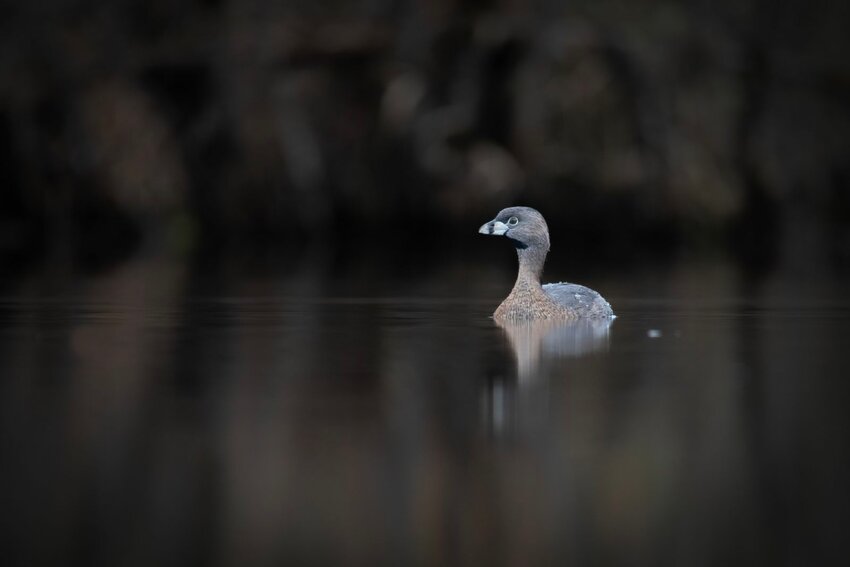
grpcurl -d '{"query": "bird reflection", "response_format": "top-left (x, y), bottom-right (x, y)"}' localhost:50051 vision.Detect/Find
top-left (484, 318), bottom-right (613, 436)
top-left (498, 318), bottom-right (613, 381)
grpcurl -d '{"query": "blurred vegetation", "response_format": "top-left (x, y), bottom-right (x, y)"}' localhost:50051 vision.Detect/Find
top-left (1, 0), bottom-right (849, 269)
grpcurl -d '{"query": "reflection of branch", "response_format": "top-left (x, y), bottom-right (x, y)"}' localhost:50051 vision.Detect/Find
top-left (496, 318), bottom-right (612, 381)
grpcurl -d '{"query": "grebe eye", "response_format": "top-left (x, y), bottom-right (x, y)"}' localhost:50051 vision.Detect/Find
top-left (507, 217), bottom-right (519, 226)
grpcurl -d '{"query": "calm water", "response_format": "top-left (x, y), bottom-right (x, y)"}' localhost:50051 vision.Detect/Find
top-left (2, 249), bottom-right (849, 566)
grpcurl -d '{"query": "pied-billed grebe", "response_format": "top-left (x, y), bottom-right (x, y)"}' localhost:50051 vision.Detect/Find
top-left (479, 206), bottom-right (614, 321)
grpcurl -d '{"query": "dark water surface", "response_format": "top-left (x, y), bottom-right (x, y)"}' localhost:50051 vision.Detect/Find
top-left (2, 250), bottom-right (849, 566)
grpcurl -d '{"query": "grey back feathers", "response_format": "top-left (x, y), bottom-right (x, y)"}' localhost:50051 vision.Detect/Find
top-left (542, 283), bottom-right (615, 319)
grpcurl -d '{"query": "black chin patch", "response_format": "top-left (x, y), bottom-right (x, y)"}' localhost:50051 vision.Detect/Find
top-left (508, 238), bottom-right (528, 249)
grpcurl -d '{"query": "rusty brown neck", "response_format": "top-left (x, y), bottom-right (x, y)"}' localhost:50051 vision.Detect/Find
top-left (513, 243), bottom-right (548, 293)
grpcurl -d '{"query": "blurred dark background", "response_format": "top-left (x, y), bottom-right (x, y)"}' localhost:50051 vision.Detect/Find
top-left (1, 0), bottom-right (849, 272)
